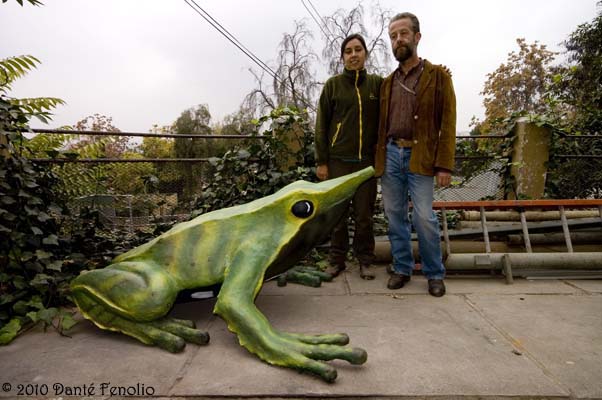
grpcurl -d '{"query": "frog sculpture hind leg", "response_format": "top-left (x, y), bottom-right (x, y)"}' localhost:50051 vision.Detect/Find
top-left (71, 261), bottom-right (209, 353)
top-left (71, 167), bottom-right (375, 382)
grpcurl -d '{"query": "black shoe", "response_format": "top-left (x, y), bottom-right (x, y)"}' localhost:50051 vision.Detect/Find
top-left (387, 274), bottom-right (411, 290)
top-left (359, 264), bottom-right (375, 280)
top-left (428, 279), bottom-right (446, 297)
top-left (325, 262), bottom-right (346, 278)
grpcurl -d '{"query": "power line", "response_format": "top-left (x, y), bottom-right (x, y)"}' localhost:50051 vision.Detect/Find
top-left (300, 0), bottom-right (331, 41)
top-left (183, 0), bottom-right (278, 80)
top-left (305, 0), bottom-right (335, 38)
top-left (182, 0), bottom-right (316, 112)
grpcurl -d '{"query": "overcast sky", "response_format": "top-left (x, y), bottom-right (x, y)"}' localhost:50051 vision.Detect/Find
top-left (1, 0), bottom-right (598, 133)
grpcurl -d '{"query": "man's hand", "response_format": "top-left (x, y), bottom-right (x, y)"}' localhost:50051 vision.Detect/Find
top-left (316, 164), bottom-right (329, 181)
top-left (436, 170), bottom-right (452, 187)
top-left (439, 64), bottom-right (452, 77)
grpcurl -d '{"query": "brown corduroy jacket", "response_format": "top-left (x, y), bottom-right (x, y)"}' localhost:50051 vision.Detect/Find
top-left (374, 59), bottom-right (456, 177)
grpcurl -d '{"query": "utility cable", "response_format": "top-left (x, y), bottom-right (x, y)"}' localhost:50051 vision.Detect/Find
top-left (182, 0), bottom-right (316, 112)
top-left (305, 0), bottom-right (335, 38)
top-left (183, 0), bottom-right (278, 79)
top-left (300, 0), bottom-right (331, 41)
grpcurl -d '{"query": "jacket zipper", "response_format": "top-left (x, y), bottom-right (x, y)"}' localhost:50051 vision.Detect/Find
top-left (354, 70), bottom-right (363, 160)
top-left (331, 122), bottom-right (342, 147)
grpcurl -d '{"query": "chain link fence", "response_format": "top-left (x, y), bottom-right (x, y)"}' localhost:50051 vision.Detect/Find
top-left (29, 129), bottom-right (601, 233)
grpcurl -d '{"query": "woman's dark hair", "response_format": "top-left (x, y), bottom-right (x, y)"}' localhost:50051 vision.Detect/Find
top-left (340, 33), bottom-right (368, 59)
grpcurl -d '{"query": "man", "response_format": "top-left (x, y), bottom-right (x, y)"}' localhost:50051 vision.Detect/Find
top-left (374, 12), bottom-right (456, 297)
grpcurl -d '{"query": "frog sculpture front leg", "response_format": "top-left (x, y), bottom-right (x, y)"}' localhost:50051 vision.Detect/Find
top-left (214, 252), bottom-right (366, 383)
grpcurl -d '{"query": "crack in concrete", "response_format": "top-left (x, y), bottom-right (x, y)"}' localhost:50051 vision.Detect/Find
top-left (167, 314), bottom-right (219, 396)
top-left (461, 294), bottom-right (574, 398)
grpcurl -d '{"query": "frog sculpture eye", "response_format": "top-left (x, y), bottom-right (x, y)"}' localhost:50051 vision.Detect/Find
top-left (291, 200), bottom-right (314, 218)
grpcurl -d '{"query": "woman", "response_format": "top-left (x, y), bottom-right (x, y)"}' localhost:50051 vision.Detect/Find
top-left (314, 33), bottom-right (383, 280)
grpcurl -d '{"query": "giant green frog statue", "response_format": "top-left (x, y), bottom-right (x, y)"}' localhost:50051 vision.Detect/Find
top-left (70, 167), bottom-right (374, 382)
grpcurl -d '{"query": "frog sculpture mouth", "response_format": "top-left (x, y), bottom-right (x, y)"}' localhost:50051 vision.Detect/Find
top-left (71, 167), bottom-right (374, 382)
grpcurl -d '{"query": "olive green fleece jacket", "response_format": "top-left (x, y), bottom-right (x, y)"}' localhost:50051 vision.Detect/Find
top-left (315, 68), bottom-right (383, 165)
top-left (375, 59), bottom-right (456, 177)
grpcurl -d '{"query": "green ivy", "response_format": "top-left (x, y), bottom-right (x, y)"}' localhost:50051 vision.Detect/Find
top-left (194, 107), bottom-right (317, 214)
top-left (0, 96), bottom-right (77, 343)
top-left (0, 121), bottom-right (153, 343)
top-left (0, 55), bottom-right (152, 344)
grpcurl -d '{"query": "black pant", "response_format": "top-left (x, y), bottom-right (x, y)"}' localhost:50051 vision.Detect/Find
top-left (327, 159), bottom-right (377, 266)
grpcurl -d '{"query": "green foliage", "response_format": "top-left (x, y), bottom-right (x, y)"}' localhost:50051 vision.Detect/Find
top-left (538, 5), bottom-right (602, 198)
top-left (474, 17), bottom-right (602, 199)
top-left (0, 94), bottom-right (77, 343)
top-left (194, 107), bottom-right (316, 214)
top-left (29, 114), bottom-right (161, 198)
top-left (478, 39), bottom-right (556, 134)
top-left (140, 128), bottom-right (180, 196)
top-left (0, 122), bottom-right (153, 342)
top-left (0, 55), bottom-right (65, 124)
top-left (547, 4), bottom-right (602, 134)
top-left (453, 116), bottom-right (519, 200)
top-left (172, 104), bottom-right (230, 202)
top-left (503, 114), bottom-right (602, 199)
top-left (0, 55), bottom-right (40, 92)
top-left (0, 58), bottom-right (150, 344)
top-left (544, 128), bottom-right (602, 198)
top-left (108, 153), bottom-right (155, 194)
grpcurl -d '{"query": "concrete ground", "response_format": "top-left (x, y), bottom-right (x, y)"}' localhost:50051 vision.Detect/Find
top-left (1, 263), bottom-right (601, 399)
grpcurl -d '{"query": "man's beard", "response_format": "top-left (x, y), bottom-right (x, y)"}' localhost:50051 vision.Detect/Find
top-left (394, 44), bottom-right (414, 63)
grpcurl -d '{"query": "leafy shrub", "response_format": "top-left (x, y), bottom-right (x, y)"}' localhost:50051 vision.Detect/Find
top-left (0, 56), bottom-right (152, 343)
top-left (194, 107), bottom-right (317, 214)
top-left (0, 97), bottom-right (79, 342)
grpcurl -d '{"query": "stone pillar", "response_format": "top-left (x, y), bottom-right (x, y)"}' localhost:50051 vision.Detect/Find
top-left (508, 117), bottom-right (551, 199)
top-left (0, 132), bottom-right (9, 159)
top-left (277, 121), bottom-right (304, 172)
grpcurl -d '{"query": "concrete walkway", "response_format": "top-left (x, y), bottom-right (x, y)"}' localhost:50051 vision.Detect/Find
top-left (1, 264), bottom-right (601, 399)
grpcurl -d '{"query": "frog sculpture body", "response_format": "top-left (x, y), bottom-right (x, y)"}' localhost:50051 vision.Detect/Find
top-left (71, 167), bottom-right (374, 382)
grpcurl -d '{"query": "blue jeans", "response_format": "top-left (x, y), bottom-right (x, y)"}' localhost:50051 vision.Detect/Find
top-left (381, 142), bottom-right (445, 280)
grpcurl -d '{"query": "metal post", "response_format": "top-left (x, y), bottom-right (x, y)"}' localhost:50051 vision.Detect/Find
top-left (519, 208), bottom-right (532, 253)
top-left (559, 205), bottom-right (573, 253)
top-left (480, 206), bottom-right (491, 253)
top-left (502, 254), bottom-right (514, 284)
top-left (598, 206), bottom-right (602, 247)
top-left (441, 207), bottom-right (451, 257)
top-left (127, 195), bottom-right (134, 235)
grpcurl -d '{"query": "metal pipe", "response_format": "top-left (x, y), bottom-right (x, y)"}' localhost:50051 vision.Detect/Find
top-left (445, 252), bottom-right (602, 270)
top-left (559, 206), bottom-right (574, 253)
top-left (30, 157), bottom-right (214, 164)
top-left (441, 207), bottom-right (451, 257)
top-left (480, 206), bottom-right (491, 253)
top-left (455, 135), bottom-right (508, 139)
top-left (555, 155), bottom-right (602, 159)
top-left (373, 240), bottom-right (602, 263)
top-left (445, 217), bottom-right (602, 239)
top-left (461, 209), bottom-right (601, 221)
top-left (28, 128), bottom-right (266, 140)
top-left (433, 199), bottom-right (602, 210)
top-left (519, 210), bottom-right (532, 253)
top-left (507, 231), bottom-right (602, 245)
